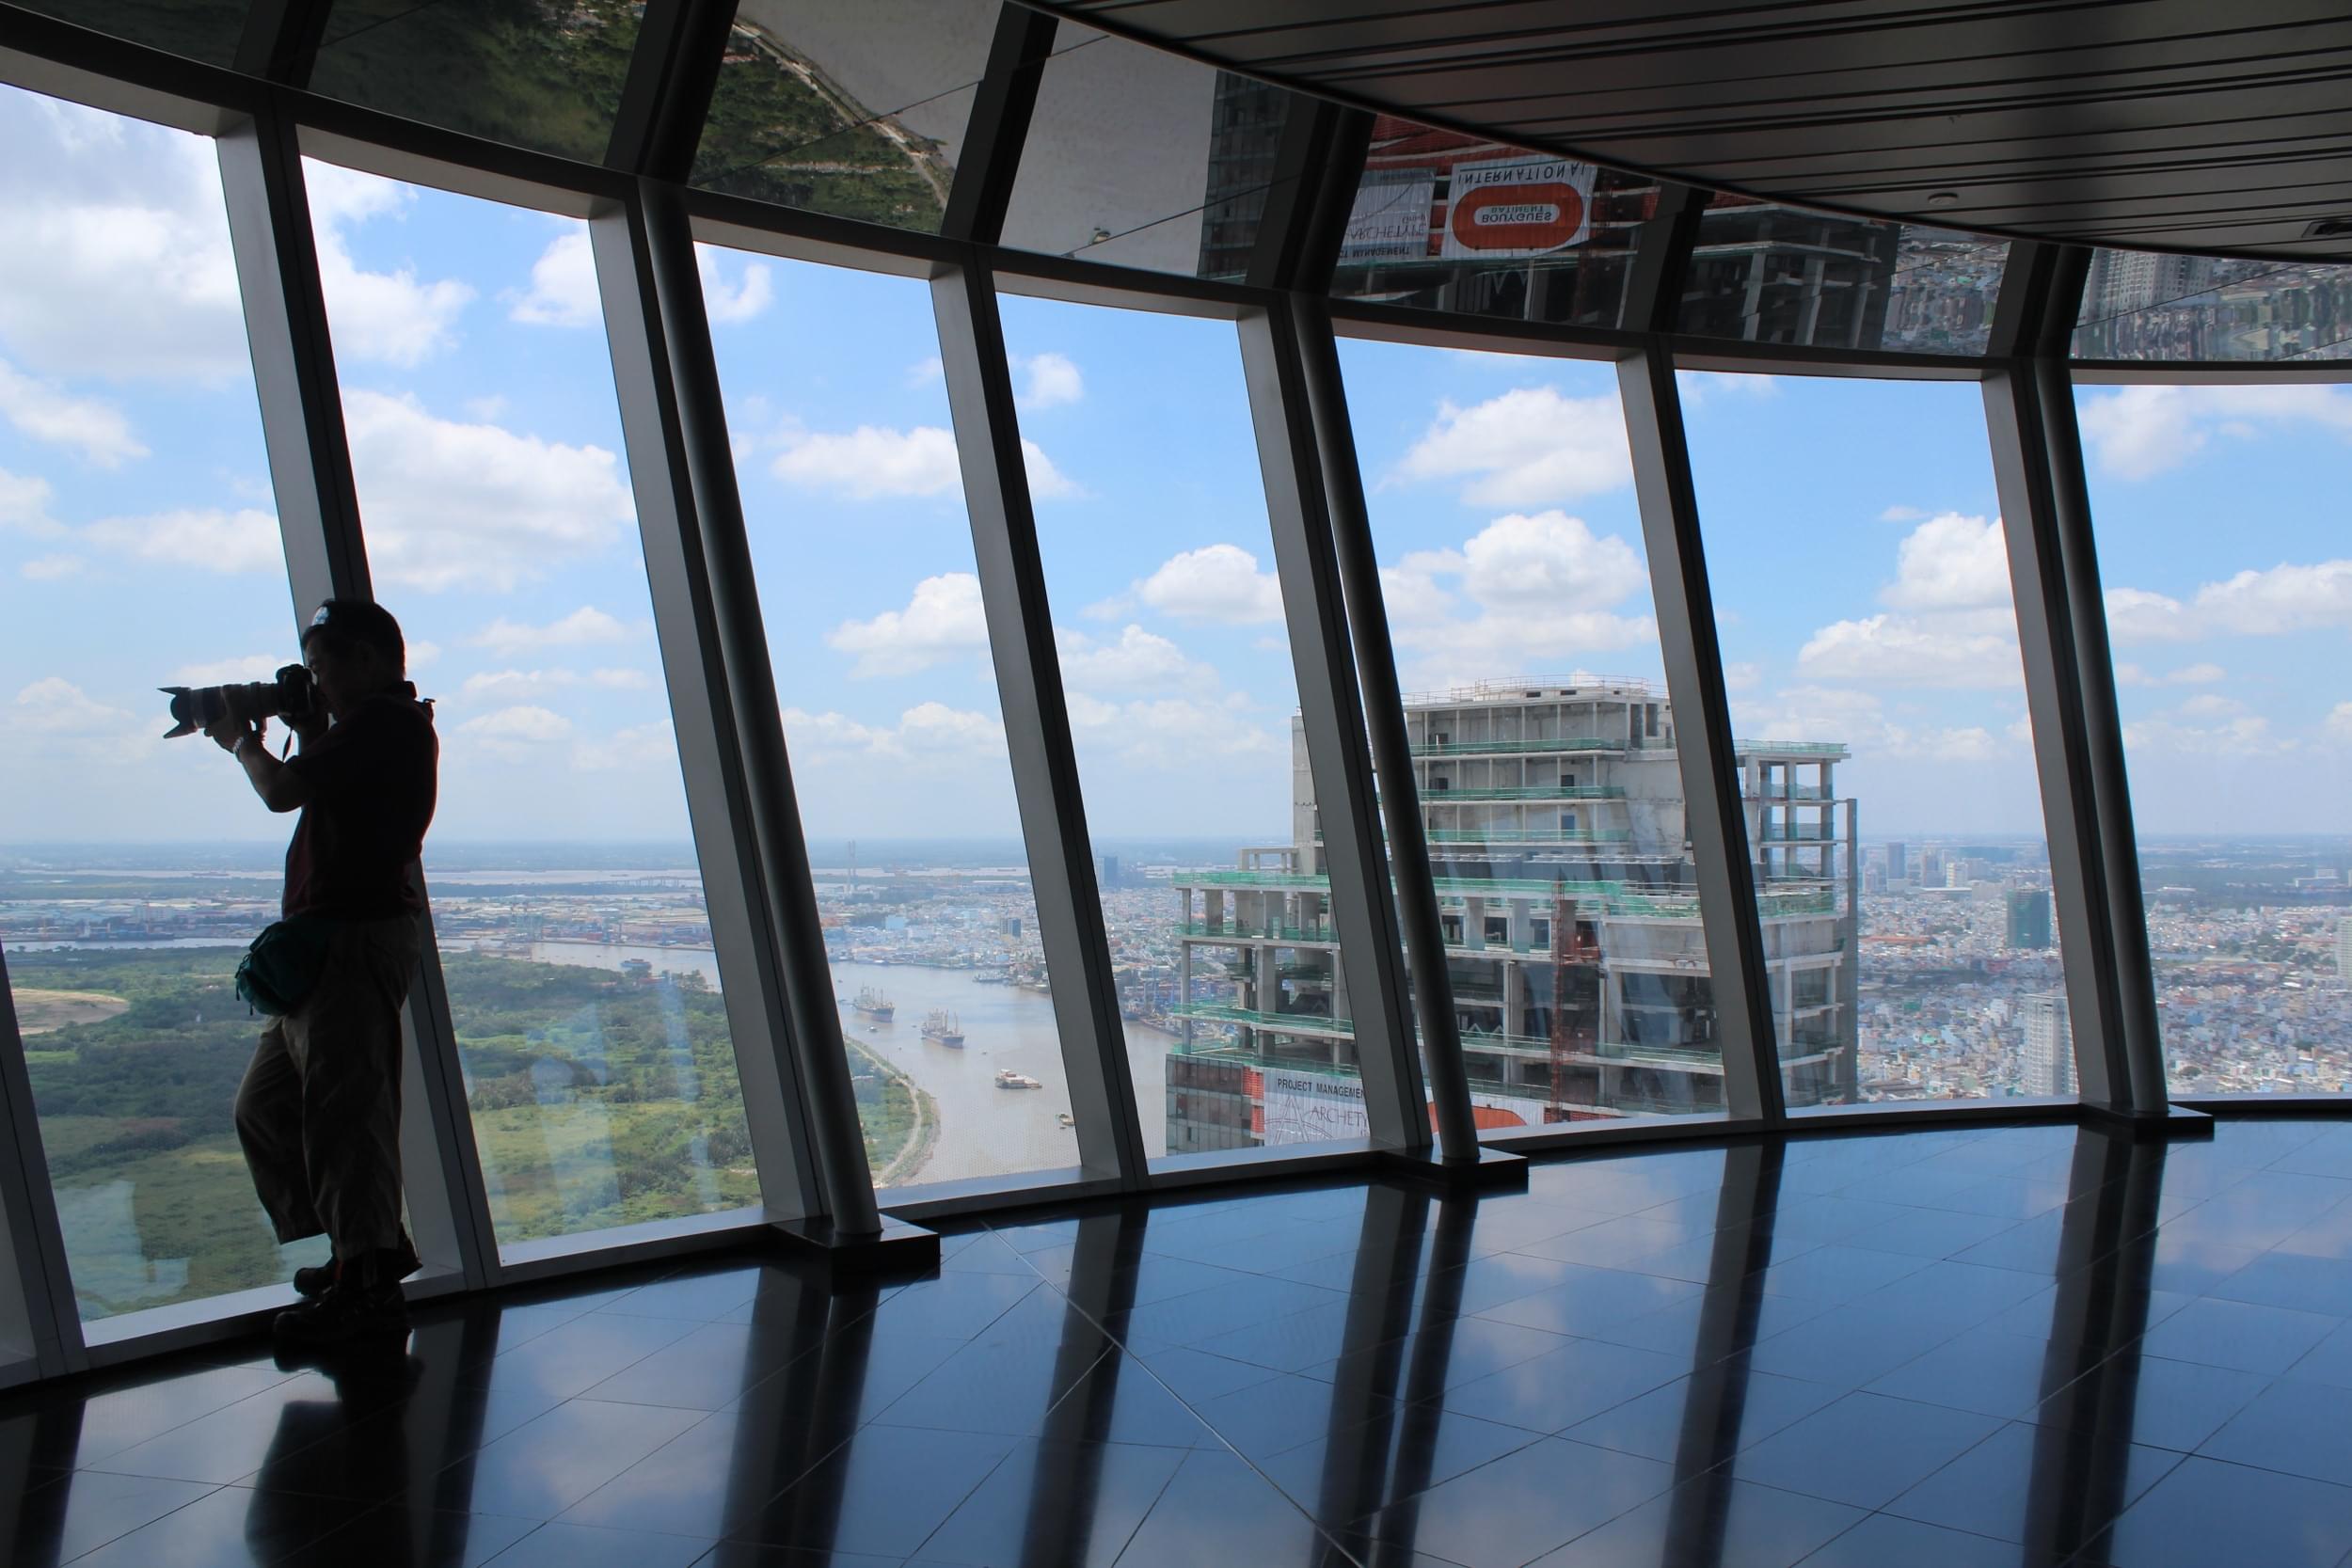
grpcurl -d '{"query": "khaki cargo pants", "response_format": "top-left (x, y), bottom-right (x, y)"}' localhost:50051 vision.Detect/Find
top-left (234, 915), bottom-right (421, 1258)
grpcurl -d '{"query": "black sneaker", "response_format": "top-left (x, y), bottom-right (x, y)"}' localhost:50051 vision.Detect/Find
top-left (273, 1279), bottom-right (410, 1352)
top-left (293, 1235), bottom-right (420, 1299)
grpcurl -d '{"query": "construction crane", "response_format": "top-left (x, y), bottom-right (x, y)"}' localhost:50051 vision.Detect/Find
top-left (1545, 878), bottom-right (1604, 1122)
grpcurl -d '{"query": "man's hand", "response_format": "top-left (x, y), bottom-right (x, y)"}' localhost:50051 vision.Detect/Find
top-left (204, 715), bottom-right (264, 755)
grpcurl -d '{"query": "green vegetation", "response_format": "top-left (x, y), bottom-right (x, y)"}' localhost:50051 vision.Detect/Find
top-left (291, 0), bottom-right (950, 229)
top-left (11, 0), bottom-right (248, 67)
top-left (693, 21), bottom-right (952, 230)
top-left (10, 945), bottom-right (921, 1320)
top-left (308, 0), bottom-right (645, 165)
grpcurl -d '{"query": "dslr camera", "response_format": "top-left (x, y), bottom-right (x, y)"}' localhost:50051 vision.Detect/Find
top-left (161, 664), bottom-right (317, 739)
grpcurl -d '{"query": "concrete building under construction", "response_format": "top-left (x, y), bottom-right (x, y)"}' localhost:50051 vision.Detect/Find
top-left (1163, 678), bottom-right (1857, 1152)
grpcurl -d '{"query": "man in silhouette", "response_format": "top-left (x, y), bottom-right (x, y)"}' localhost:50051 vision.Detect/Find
top-left (208, 599), bottom-right (437, 1348)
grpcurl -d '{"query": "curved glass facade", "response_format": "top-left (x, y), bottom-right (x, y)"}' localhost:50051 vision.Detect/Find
top-left (0, 1), bottom-right (2344, 1379)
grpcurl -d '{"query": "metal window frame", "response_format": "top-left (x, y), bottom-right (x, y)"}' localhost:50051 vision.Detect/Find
top-left (8, 0), bottom-right (2352, 1377)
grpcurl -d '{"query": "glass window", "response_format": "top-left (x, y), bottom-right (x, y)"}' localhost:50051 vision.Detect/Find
top-left (1685, 372), bottom-right (2066, 1106)
top-left (308, 0), bottom-right (644, 164)
top-left (307, 162), bottom-right (759, 1247)
top-left (1330, 115), bottom-right (1650, 328)
top-left (2074, 379), bottom-right (2352, 1092)
top-left (1678, 197), bottom-right (2008, 356)
top-left (691, 0), bottom-right (1000, 232)
top-left (704, 249), bottom-right (1079, 1190)
top-left (1335, 337), bottom-right (1727, 1126)
top-left (2073, 251), bottom-right (2352, 363)
top-left (997, 293), bottom-right (1366, 1153)
top-left (0, 86), bottom-right (320, 1322)
top-left (1000, 24), bottom-right (1311, 281)
top-left (8, 0), bottom-right (249, 67)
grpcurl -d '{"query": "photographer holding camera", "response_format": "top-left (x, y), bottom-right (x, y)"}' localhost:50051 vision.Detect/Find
top-left (204, 599), bottom-right (437, 1350)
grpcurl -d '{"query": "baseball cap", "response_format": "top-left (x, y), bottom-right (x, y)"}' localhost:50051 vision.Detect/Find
top-left (302, 599), bottom-right (406, 663)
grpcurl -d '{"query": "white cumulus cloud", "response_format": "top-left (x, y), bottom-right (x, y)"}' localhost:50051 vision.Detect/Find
top-left (0, 357), bottom-right (145, 466)
top-left (171, 655), bottom-right (285, 685)
top-left (698, 247), bottom-right (773, 324)
top-left (1136, 543), bottom-right (1284, 626)
top-left (0, 92), bottom-right (247, 381)
top-left (783, 703), bottom-right (1007, 768)
top-left (20, 553), bottom-right (85, 580)
top-left (341, 390), bottom-right (634, 590)
top-left (775, 424), bottom-right (958, 499)
top-left (0, 467), bottom-right (61, 536)
top-left (2077, 383), bottom-right (2352, 480)
top-left (1392, 387), bottom-right (1632, 507)
top-left (84, 507), bottom-right (281, 574)
top-left (827, 572), bottom-right (991, 677)
top-left (573, 721), bottom-right (677, 772)
top-left (305, 162), bottom-right (476, 367)
top-left (1056, 624), bottom-right (1217, 694)
top-left (1376, 514), bottom-right (1657, 689)
top-left (2104, 560), bottom-right (2352, 643)
top-left (1882, 514), bottom-right (2010, 610)
top-left (1797, 612), bottom-right (2024, 689)
top-left (509, 229), bottom-right (598, 327)
top-left (455, 705), bottom-right (574, 754)
top-left (471, 606), bottom-right (639, 656)
top-left (1460, 511), bottom-right (1646, 609)
top-left (1015, 352), bottom-right (1083, 410)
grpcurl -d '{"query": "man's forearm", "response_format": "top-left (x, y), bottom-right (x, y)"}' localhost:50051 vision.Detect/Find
top-left (234, 735), bottom-right (308, 812)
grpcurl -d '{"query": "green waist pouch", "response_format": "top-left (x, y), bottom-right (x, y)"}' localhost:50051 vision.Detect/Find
top-left (235, 916), bottom-right (336, 1017)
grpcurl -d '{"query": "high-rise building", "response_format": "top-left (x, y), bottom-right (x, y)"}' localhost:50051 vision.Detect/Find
top-left (2008, 889), bottom-right (2055, 951)
top-left (1163, 679), bottom-right (1856, 1150)
top-left (2021, 993), bottom-right (2075, 1097)
top-left (1917, 847), bottom-right (1945, 888)
top-left (1885, 841), bottom-right (1908, 883)
top-left (2338, 916), bottom-right (2352, 981)
top-left (1099, 853), bottom-right (1122, 891)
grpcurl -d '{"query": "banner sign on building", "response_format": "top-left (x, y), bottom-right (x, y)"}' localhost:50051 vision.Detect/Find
top-left (1440, 155), bottom-right (1598, 259)
top-left (1260, 1069), bottom-right (1549, 1145)
top-left (1341, 168), bottom-right (1437, 264)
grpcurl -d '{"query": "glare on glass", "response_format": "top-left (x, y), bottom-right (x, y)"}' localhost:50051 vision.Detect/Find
top-left (2074, 379), bottom-right (2352, 1091)
top-left (0, 87), bottom-right (328, 1320)
top-left (703, 247), bottom-right (1082, 1189)
top-left (1685, 372), bottom-right (2068, 1104)
top-left (1335, 338), bottom-right (1727, 1126)
top-left (305, 162), bottom-right (757, 1247)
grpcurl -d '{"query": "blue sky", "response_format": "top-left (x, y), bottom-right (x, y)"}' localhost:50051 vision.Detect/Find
top-left (2, 81), bottom-right (2345, 852)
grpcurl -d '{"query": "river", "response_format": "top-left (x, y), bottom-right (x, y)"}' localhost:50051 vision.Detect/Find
top-left (525, 942), bottom-right (1175, 1182)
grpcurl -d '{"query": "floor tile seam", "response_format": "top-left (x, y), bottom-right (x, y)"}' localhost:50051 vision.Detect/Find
top-left (1856, 1407), bottom-right (2090, 1526)
top-left (51, 1477), bottom-right (234, 1566)
top-left (550, 1399), bottom-right (745, 1528)
top-left (2186, 1419), bottom-right (2352, 1486)
top-left (873, 1343), bottom-right (1118, 1437)
top-left (1029, 1269), bottom-right (1384, 1563)
top-left (48, 1365), bottom-right (318, 1468)
top-left (1102, 1452), bottom-right (1231, 1568)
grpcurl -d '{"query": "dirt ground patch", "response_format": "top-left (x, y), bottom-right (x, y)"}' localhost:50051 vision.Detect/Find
top-left (12, 989), bottom-right (130, 1035)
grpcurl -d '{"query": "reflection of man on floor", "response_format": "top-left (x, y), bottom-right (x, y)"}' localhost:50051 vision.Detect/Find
top-left (207, 600), bottom-right (438, 1349)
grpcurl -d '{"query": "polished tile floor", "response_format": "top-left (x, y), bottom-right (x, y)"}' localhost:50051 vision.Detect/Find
top-left (11, 1117), bottom-right (2352, 1566)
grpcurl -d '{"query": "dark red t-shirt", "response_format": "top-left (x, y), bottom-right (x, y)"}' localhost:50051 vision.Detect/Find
top-left (281, 690), bottom-right (438, 920)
